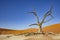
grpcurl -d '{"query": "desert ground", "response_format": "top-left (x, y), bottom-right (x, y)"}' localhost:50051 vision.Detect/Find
top-left (0, 33), bottom-right (60, 40)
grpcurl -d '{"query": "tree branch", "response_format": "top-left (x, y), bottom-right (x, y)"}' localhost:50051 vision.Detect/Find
top-left (29, 24), bottom-right (37, 26)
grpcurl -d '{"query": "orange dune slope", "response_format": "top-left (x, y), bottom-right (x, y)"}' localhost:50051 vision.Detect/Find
top-left (0, 23), bottom-right (60, 34)
top-left (0, 28), bottom-right (37, 34)
top-left (43, 24), bottom-right (60, 34)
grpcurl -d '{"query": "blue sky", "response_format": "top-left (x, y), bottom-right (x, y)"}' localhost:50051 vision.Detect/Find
top-left (0, 0), bottom-right (60, 30)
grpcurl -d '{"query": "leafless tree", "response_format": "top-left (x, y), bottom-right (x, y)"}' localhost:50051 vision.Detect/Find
top-left (28, 6), bottom-right (54, 34)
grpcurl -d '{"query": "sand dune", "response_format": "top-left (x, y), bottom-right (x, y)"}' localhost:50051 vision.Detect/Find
top-left (43, 24), bottom-right (60, 34)
top-left (0, 28), bottom-right (37, 34)
top-left (0, 23), bottom-right (60, 34)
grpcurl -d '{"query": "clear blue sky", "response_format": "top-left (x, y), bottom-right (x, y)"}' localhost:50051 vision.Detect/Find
top-left (0, 0), bottom-right (60, 30)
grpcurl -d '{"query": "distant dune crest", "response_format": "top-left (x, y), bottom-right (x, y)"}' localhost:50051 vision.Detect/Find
top-left (0, 24), bottom-right (60, 34)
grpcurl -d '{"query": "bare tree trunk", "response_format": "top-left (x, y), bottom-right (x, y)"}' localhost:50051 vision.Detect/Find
top-left (38, 26), bottom-right (44, 34)
top-left (38, 26), bottom-right (41, 33)
top-left (40, 26), bottom-right (42, 32)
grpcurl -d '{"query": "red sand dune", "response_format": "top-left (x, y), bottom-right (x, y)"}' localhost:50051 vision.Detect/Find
top-left (43, 24), bottom-right (60, 34)
top-left (0, 28), bottom-right (37, 34)
top-left (0, 23), bottom-right (60, 34)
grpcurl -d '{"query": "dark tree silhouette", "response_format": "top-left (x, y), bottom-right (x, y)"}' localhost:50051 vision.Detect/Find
top-left (28, 6), bottom-right (54, 34)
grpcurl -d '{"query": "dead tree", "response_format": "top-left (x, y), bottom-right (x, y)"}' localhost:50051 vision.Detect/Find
top-left (28, 6), bottom-right (54, 34)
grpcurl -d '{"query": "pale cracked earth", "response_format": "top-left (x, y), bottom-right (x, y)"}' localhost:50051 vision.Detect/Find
top-left (0, 34), bottom-right (60, 40)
